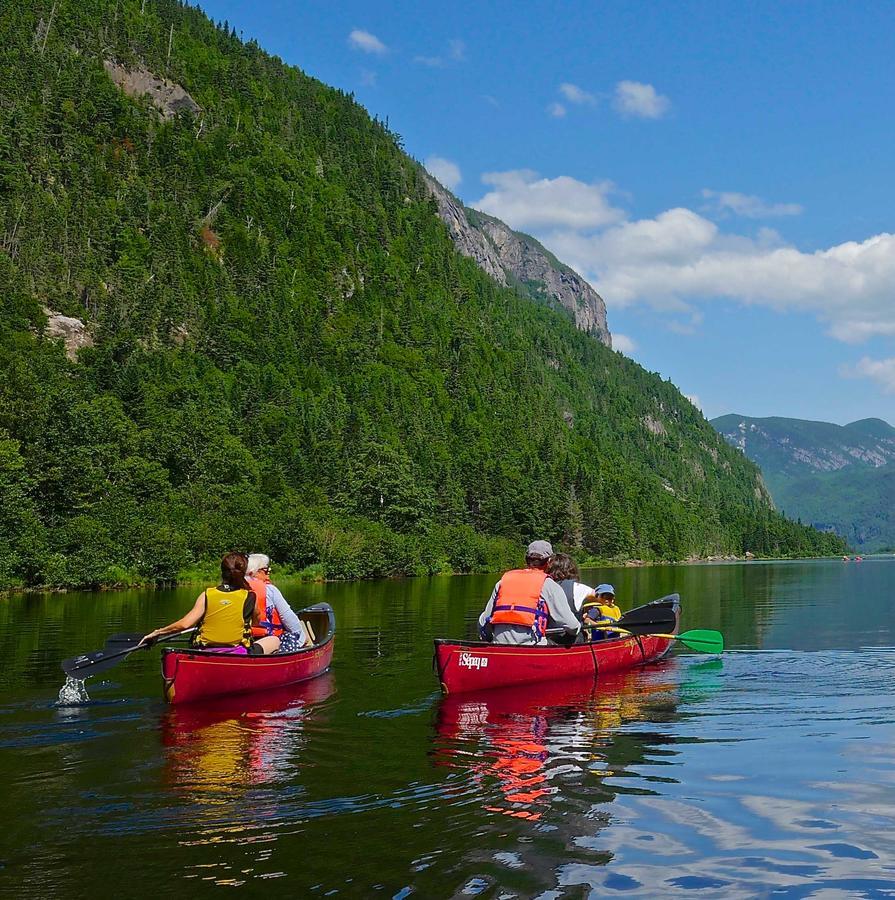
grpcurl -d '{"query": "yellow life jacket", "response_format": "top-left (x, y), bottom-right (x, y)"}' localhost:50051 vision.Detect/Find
top-left (581, 601), bottom-right (621, 640)
top-left (195, 586), bottom-right (253, 648)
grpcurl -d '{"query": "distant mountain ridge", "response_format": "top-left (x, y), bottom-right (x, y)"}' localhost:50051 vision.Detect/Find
top-left (712, 414), bottom-right (895, 550)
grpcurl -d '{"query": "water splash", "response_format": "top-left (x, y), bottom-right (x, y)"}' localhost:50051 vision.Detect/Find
top-left (56, 676), bottom-right (90, 706)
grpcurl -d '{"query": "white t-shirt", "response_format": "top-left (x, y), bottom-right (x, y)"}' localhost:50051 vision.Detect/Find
top-left (572, 582), bottom-right (595, 610)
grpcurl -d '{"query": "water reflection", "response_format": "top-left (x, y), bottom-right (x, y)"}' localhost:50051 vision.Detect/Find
top-left (433, 668), bottom-right (679, 824)
top-left (162, 674), bottom-right (337, 799)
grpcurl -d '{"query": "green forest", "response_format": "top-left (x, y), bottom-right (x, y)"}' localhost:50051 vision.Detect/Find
top-left (0, 0), bottom-right (845, 589)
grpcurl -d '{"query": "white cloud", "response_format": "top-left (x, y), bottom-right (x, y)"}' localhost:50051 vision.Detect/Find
top-left (414, 54), bottom-right (443, 67)
top-left (449, 39), bottom-right (466, 61)
top-left (360, 69), bottom-right (377, 87)
top-left (482, 94), bottom-right (499, 107)
top-left (473, 170), bottom-right (626, 231)
top-left (685, 394), bottom-right (702, 409)
top-left (702, 189), bottom-right (803, 219)
top-left (842, 357), bottom-right (895, 393)
top-left (547, 102), bottom-right (567, 118)
top-left (559, 82), bottom-right (596, 106)
top-left (470, 158), bottom-right (895, 348)
top-left (477, 169), bottom-right (895, 344)
top-left (614, 80), bottom-right (670, 119)
top-left (348, 29), bottom-right (387, 54)
top-left (612, 333), bottom-right (637, 355)
top-left (425, 155), bottom-right (462, 191)
top-left (546, 206), bottom-right (895, 346)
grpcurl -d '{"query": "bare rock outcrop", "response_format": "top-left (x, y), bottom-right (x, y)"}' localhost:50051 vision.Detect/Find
top-left (43, 308), bottom-right (93, 360)
top-left (104, 60), bottom-right (201, 120)
top-left (423, 174), bottom-right (506, 286)
top-left (424, 173), bottom-right (611, 347)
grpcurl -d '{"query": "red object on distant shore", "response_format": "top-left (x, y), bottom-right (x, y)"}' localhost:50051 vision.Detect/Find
top-left (161, 604), bottom-right (335, 704)
top-left (434, 596), bottom-right (680, 694)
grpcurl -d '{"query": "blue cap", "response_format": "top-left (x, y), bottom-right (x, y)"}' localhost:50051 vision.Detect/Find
top-left (595, 584), bottom-right (616, 595)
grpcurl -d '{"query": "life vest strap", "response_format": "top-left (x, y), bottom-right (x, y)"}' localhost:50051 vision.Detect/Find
top-left (492, 603), bottom-right (548, 619)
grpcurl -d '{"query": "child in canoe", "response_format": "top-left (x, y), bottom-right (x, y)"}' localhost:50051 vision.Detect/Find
top-left (581, 584), bottom-right (622, 641)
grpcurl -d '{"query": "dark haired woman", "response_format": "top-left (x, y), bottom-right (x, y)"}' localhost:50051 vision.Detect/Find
top-left (142, 552), bottom-right (280, 655)
top-left (547, 553), bottom-right (595, 616)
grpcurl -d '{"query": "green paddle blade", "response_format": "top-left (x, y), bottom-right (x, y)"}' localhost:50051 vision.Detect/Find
top-left (677, 629), bottom-right (724, 654)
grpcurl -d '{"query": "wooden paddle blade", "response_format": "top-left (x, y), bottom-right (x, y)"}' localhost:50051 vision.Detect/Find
top-left (677, 629), bottom-right (724, 654)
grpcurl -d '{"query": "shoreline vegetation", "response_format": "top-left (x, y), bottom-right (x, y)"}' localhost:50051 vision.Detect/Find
top-left (4, 549), bottom-right (851, 594)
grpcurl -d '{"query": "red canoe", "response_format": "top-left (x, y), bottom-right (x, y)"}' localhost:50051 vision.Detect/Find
top-left (161, 603), bottom-right (335, 704)
top-left (434, 595), bottom-right (680, 694)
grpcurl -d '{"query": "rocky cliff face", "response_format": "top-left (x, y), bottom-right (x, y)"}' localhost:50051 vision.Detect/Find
top-left (424, 174), bottom-right (611, 347)
top-left (104, 60), bottom-right (201, 120)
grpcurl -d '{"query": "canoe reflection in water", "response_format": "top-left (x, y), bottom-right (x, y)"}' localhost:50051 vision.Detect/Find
top-left (433, 668), bottom-right (677, 822)
top-left (161, 673), bottom-right (336, 799)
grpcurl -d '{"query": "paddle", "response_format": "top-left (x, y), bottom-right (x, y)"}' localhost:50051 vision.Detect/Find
top-left (611, 596), bottom-right (680, 635)
top-left (544, 599), bottom-right (679, 641)
top-left (609, 608), bottom-right (678, 637)
top-left (61, 628), bottom-right (195, 679)
top-left (605, 626), bottom-right (724, 654)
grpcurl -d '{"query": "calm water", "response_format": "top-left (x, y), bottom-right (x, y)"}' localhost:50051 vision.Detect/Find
top-left (4, 559), bottom-right (895, 897)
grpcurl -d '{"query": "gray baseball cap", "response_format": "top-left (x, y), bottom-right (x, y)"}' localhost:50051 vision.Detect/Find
top-left (526, 540), bottom-right (554, 559)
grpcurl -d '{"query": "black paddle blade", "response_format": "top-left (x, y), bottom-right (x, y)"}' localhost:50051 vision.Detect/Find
top-left (615, 595), bottom-right (679, 636)
top-left (61, 643), bottom-right (146, 679)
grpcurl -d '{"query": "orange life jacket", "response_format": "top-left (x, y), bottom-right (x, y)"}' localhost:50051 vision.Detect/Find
top-left (247, 574), bottom-right (284, 637)
top-left (489, 569), bottom-right (549, 637)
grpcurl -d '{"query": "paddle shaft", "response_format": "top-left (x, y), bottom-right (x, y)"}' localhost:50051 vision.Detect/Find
top-left (62, 628), bottom-right (195, 678)
top-left (604, 626), bottom-right (723, 654)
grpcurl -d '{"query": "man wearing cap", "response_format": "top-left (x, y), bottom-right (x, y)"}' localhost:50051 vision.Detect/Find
top-left (581, 584), bottom-right (622, 641)
top-left (478, 540), bottom-right (581, 645)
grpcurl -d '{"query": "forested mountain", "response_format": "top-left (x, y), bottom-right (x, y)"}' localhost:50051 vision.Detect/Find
top-left (0, 1), bottom-right (843, 588)
top-left (713, 414), bottom-right (895, 551)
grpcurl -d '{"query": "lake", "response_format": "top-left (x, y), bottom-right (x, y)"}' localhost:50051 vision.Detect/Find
top-left (4, 558), bottom-right (895, 897)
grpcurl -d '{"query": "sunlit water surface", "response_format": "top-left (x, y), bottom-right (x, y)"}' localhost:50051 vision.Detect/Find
top-left (4, 559), bottom-right (895, 897)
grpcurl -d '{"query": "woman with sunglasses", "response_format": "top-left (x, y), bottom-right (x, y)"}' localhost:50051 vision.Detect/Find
top-left (246, 553), bottom-right (310, 653)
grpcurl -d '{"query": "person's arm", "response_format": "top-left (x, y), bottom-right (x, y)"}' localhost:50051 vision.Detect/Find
top-left (543, 581), bottom-right (581, 634)
top-left (143, 592), bottom-right (206, 643)
top-left (266, 584), bottom-right (304, 634)
top-left (244, 591), bottom-right (259, 626)
top-left (478, 583), bottom-right (500, 629)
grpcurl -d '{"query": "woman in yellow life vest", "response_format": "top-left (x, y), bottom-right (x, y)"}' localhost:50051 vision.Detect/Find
top-left (143, 552), bottom-right (280, 655)
top-left (581, 584), bottom-right (622, 642)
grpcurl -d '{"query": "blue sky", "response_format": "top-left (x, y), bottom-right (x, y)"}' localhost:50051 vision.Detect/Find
top-left (198, 0), bottom-right (895, 424)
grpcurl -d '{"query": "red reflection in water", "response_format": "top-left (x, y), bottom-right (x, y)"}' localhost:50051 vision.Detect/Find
top-left (434, 671), bottom-right (675, 821)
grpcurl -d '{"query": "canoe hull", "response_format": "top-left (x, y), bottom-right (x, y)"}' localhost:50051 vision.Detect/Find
top-left (434, 595), bottom-right (679, 694)
top-left (161, 603), bottom-right (335, 705)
